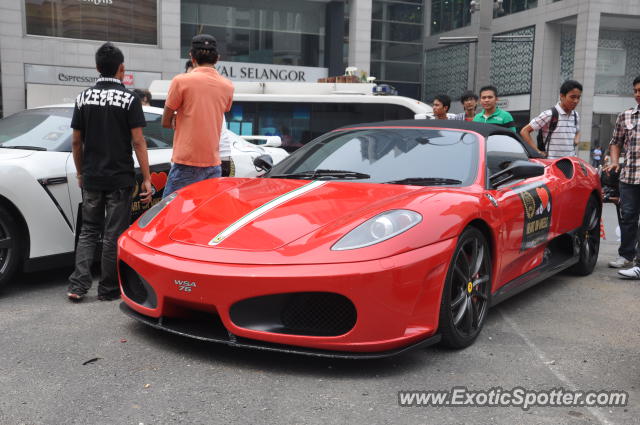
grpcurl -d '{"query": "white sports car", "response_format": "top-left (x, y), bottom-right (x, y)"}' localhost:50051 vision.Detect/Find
top-left (0, 105), bottom-right (288, 289)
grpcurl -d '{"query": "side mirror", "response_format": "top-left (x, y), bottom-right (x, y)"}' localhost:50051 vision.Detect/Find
top-left (490, 160), bottom-right (544, 187)
top-left (253, 154), bottom-right (274, 172)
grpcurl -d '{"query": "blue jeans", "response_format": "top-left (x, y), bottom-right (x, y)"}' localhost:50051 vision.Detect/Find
top-left (163, 163), bottom-right (221, 198)
top-left (618, 181), bottom-right (640, 262)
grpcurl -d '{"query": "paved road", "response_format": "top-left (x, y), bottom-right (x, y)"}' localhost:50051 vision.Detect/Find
top-left (0, 207), bottom-right (638, 425)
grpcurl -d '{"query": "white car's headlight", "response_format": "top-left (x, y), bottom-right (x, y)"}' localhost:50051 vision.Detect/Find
top-left (331, 209), bottom-right (422, 250)
top-left (137, 192), bottom-right (178, 228)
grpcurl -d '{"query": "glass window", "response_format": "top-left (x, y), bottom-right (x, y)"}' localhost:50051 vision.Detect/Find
top-left (0, 107), bottom-right (73, 152)
top-left (485, 134), bottom-right (529, 177)
top-left (181, 0), bottom-right (326, 67)
top-left (387, 3), bottom-right (422, 23)
top-left (25, 0), bottom-right (157, 45)
top-left (388, 22), bottom-right (422, 43)
top-left (431, 0), bottom-right (471, 35)
top-left (269, 128), bottom-right (479, 186)
top-left (378, 62), bottom-right (421, 82)
top-left (371, 42), bottom-right (422, 62)
top-left (143, 113), bottom-right (174, 149)
top-left (372, 1), bottom-right (384, 19)
top-left (226, 101), bottom-right (418, 152)
top-left (496, 0), bottom-right (538, 18)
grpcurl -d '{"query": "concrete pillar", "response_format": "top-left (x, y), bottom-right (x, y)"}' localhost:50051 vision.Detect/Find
top-left (474, 0), bottom-right (493, 91)
top-left (348, 0), bottom-right (371, 74)
top-left (530, 22), bottom-right (563, 118)
top-left (0, 0), bottom-right (25, 116)
top-left (572, 3), bottom-right (601, 148)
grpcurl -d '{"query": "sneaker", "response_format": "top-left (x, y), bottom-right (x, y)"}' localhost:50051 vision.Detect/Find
top-left (618, 266), bottom-right (640, 279)
top-left (67, 292), bottom-right (84, 302)
top-left (608, 256), bottom-right (633, 268)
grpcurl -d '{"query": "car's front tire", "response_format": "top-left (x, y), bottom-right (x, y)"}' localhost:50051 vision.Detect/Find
top-left (569, 195), bottom-right (600, 276)
top-left (0, 204), bottom-right (23, 290)
top-left (439, 226), bottom-right (491, 349)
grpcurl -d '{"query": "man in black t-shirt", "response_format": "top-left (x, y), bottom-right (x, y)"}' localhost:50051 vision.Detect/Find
top-left (67, 42), bottom-right (152, 302)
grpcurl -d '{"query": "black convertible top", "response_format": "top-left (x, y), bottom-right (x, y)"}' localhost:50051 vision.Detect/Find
top-left (336, 119), bottom-right (542, 159)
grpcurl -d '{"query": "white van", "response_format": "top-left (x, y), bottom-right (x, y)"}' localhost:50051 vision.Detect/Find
top-left (149, 81), bottom-right (433, 152)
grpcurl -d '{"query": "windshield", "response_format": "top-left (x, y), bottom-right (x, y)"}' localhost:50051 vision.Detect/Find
top-left (267, 127), bottom-right (479, 186)
top-left (0, 108), bottom-right (74, 152)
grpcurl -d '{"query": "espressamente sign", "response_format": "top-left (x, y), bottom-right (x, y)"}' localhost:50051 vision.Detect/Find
top-left (25, 64), bottom-right (161, 89)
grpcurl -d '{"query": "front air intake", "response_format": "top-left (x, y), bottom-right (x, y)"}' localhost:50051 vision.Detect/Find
top-left (118, 261), bottom-right (157, 308)
top-left (230, 292), bottom-right (357, 336)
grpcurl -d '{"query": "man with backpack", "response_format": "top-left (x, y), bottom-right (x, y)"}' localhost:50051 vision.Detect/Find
top-left (520, 80), bottom-right (582, 159)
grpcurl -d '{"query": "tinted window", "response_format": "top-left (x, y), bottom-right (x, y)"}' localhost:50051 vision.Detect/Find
top-left (486, 134), bottom-right (530, 176)
top-left (226, 101), bottom-right (416, 152)
top-left (0, 108), bottom-right (73, 152)
top-left (269, 128), bottom-right (479, 186)
top-left (143, 113), bottom-right (174, 149)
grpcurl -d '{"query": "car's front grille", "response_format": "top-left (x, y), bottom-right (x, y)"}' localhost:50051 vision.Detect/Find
top-left (230, 292), bottom-right (357, 337)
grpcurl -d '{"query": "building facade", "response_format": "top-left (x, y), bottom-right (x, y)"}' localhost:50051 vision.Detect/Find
top-left (2, 0), bottom-right (640, 148)
top-left (424, 0), bottom-right (640, 148)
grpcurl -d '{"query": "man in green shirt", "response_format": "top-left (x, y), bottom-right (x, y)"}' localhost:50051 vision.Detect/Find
top-left (473, 85), bottom-right (516, 133)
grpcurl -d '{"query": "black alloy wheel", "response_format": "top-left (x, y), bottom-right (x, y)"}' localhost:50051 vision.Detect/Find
top-left (0, 204), bottom-right (22, 290)
top-left (439, 226), bottom-right (492, 349)
top-left (569, 196), bottom-right (600, 276)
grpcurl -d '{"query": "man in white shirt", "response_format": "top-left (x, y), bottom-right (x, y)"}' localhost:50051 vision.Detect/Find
top-left (520, 80), bottom-right (582, 159)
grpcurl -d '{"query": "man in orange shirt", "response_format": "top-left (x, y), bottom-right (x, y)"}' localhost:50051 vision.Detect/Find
top-left (161, 34), bottom-right (234, 197)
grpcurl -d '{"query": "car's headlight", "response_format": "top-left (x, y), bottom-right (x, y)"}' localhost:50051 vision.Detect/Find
top-left (331, 209), bottom-right (422, 250)
top-left (137, 192), bottom-right (178, 228)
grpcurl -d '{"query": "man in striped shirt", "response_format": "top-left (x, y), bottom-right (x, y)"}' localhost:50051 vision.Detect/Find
top-left (520, 80), bottom-right (582, 159)
top-left (606, 75), bottom-right (640, 276)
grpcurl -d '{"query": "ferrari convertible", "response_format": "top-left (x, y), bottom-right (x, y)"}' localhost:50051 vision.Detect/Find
top-left (118, 120), bottom-right (601, 358)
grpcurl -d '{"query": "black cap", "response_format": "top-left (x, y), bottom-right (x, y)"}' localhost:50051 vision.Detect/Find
top-left (191, 34), bottom-right (217, 50)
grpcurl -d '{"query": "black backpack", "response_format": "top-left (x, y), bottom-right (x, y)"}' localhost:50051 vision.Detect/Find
top-left (536, 108), bottom-right (559, 152)
top-left (536, 107), bottom-right (578, 152)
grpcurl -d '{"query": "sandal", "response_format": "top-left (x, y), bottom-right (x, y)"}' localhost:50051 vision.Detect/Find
top-left (67, 292), bottom-right (84, 302)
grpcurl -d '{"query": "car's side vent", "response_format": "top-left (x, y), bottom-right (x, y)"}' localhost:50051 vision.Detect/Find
top-left (554, 159), bottom-right (574, 179)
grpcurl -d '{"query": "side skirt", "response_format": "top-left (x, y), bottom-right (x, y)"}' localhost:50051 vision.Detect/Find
top-left (24, 252), bottom-right (75, 273)
top-left (490, 231), bottom-right (580, 307)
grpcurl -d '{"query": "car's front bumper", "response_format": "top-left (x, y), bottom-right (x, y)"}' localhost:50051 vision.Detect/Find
top-left (118, 235), bottom-right (456, 355)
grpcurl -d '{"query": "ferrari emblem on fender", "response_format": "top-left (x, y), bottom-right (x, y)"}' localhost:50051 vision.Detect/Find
top-left (467, 282), bottom-right (473, 293)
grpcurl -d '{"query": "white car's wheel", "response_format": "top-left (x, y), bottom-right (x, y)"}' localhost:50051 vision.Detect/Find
top-left (0, 204), bottom-right (23, 289)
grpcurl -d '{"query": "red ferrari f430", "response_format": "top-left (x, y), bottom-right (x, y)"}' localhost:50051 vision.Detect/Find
top-left (118, 120), bottom-right (601, 358)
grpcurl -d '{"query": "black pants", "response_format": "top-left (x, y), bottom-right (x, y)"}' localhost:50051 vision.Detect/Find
top-left (68, 187), bottom-right (133, 297)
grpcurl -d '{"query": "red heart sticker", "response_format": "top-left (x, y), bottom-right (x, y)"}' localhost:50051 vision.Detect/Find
top-left (150, 172), bottom-right (167, 191)
top-left (536, 187), bottom-right (549, 210)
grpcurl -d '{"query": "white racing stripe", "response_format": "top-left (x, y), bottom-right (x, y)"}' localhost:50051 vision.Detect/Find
top-left (208, 180), bottom-right (327, 246)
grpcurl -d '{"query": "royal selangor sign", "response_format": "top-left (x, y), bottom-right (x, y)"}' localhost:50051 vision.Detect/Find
top-left (215, 61), bottom-right (328, 83)
top-left (25, 64), bottom-right (161, 89)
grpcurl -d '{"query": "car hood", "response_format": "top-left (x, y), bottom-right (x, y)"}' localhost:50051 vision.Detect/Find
top-left (167, 178), bottom-right (427, 251)
top-left (0, 148), bottom-right (36, 160)
top-left (127, 177), bottom-right (482, 264)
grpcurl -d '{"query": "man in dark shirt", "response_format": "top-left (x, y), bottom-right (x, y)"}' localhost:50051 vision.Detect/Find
top-left (67, 42), bottom-right (152, 302)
